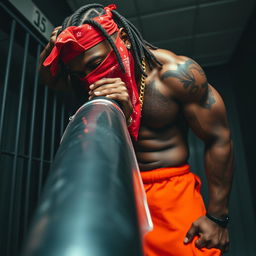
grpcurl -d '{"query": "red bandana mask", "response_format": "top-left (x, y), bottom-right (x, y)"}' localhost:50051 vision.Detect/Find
top-left (82, 32), bottom-right (141, 140)
top-left (43, 4), bottom-right (141, 140)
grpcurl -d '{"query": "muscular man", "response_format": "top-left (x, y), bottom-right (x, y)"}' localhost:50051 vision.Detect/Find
top-left (40, 4), bottom-right (233, 256)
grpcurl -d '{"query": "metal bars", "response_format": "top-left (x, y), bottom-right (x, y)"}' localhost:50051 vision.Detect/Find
top-left (23, 44), bottom-right (42, 236)
top-left (38, 86), bottom-right (48, 198)
top-left (8, 32), bottom-right (30, 255)
top-left (0, 19), bottom-right (16, 148)
top-left (0, 3), bottom-right (69, 256)
top-left (50, 95), bottom-right (57, 162)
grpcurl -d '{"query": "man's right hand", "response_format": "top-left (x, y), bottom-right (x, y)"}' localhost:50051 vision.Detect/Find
top-left (40, 26), bottom-right (62, 63)
top-left (39, 26), bottom-right (71, 91)
top-left (48, 26), bottom-right (62, 49)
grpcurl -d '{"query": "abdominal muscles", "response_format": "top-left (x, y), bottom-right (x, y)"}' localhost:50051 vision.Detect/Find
top-left (134, 125), bottom-right (189, 171)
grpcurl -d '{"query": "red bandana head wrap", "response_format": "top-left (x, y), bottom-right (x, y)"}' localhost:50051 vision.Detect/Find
top-left (43, 4), bottom-right (141, 140)
top-left (43, 4), bottom-right (118, 76)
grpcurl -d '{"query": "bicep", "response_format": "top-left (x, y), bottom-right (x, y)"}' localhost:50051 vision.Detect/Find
top-left (160, 55), bottom-right (230, 142)
top-left (183, 84), bottom-right (230, 142)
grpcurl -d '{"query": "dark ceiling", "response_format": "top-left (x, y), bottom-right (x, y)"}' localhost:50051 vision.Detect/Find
top-left (34, 0), bottom-right (256, 67)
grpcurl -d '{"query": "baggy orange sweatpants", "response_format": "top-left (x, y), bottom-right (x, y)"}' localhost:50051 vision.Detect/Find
top-left (140, 164), bottom-right (221, 256)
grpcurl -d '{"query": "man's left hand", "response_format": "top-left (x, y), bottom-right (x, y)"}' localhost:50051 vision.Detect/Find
top-left (184, 215), bottom-right (230, 253)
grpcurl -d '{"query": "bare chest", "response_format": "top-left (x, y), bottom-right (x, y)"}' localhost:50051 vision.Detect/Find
top-left (140, 75), bottom-right (180, 129)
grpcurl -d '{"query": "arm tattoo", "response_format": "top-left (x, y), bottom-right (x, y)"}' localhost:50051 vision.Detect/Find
top-left (199, 86), bottom-right (216, 109)
top-left (161, 58), bottom-right (216, 109)
top-left (161, 59), bottom-right (205, 95)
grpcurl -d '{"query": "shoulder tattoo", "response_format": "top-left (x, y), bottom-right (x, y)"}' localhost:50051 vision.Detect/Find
top-left (160, 58), bottom-right (216, 109)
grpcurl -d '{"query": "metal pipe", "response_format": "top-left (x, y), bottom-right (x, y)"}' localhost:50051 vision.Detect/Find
top-left (22, 98), bottom-right (151, 256)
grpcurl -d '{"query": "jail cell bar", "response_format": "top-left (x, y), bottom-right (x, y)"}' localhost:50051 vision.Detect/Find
top-left (0, 3), bottom-right (69, 256)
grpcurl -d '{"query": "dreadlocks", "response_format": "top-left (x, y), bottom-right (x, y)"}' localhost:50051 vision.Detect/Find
top-left (57, 3), bottom-right (162, 79)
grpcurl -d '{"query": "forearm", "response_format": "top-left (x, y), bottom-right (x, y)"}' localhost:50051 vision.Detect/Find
top-left (204, 135), bottom-right (234, 218)
top-left (39, 43), bottom-right (70, 91)
top-left (39, 43), bottom-right (56, 85)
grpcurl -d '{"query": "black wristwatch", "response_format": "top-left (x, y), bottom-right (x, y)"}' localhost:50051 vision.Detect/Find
top-left (206, 213), bottom-right (230, 228)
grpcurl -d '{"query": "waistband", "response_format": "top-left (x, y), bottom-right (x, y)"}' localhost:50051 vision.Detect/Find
top-left (140, 164), bottom-right (190, 183)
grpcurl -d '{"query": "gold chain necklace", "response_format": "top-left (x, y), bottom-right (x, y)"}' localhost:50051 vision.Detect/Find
top-left (126, 58), bottom-right (146, 127)
top-left (139, 58), bottom-right (147, 109)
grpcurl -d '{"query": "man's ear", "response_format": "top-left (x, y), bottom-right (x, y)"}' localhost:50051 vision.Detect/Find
top-left (119, 27), bottom-right (131, 49)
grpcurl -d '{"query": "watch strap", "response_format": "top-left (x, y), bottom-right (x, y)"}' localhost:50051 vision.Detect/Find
top-left (206, 213), bottom-right (229, 228)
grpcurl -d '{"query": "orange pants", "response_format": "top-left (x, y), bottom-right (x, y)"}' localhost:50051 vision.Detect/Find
top-left (140, 164), bottom-right (221, 256)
